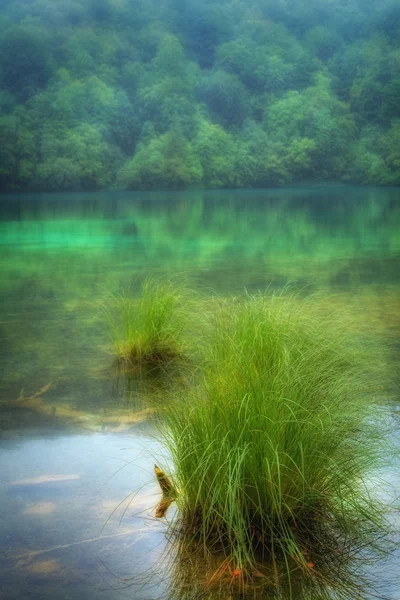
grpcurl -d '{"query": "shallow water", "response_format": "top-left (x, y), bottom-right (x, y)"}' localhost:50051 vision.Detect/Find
top-left (0, 432), bottom-right (170, 600)
top-left (0, 185), bottom-right (399, 599)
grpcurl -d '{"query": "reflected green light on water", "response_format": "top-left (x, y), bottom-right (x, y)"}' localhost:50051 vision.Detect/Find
top-left (0, 185), bottom-right (399, 599)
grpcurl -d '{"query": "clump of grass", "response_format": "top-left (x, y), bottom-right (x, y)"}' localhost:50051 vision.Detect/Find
top-left (160, 292), bottom-right (390, 586)
top-left (102, 279), bottom-right (194, 366)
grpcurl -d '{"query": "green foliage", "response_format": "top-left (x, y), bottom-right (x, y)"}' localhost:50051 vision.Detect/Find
top-left (382, 120), bottom-right (400, 182)
top-left (0, 108), bottom-right (38, 189)
top-left (0, 24), bottom-right (54, 101)
top-left (102, 280), bottom-right (194, 365)
top-left (0, 0), bottom-right (399, 191)
top-left (346, 120), bottom-right (400, 186)
top-left (36, 123), bottom-right (121, 190)
top-left (304, 25), bottom-right (342, 61)
top-left (159, 292), bottom-right (390, 582)
top-left (193, 122), bottom-right (237, 188)
top-left (265, 75), bottom-right (355, 178)
top-left (196, 71), bottom-right (249, 127)
top-left (175, 1), bottom-right (233, 68)
top-left (118, 128), bottom-right (203, 189)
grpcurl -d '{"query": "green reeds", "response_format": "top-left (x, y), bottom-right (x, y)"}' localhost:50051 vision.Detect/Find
top-left (159, 293), bottom-right (389, 585)
top-left (102, 279), bottom-right (194, 366)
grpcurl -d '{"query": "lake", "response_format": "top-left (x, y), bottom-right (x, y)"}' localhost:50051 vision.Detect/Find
top-left (0, 185), bottom-right (399, 599)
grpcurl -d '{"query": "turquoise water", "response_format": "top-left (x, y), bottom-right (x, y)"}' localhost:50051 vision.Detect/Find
top-left (0, 186), bottom-right (399, 599)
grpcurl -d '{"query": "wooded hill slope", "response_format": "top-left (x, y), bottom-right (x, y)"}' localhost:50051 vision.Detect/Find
top-left (1, 0), bottom-right (399, 191)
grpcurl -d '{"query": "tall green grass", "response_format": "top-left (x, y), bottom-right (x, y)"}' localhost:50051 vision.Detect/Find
top-left (160, 293), bottom-right (389, 584)
top-left (102, 279), bottom-right (194, 366)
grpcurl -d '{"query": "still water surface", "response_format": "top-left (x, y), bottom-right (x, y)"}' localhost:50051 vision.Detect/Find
top-left (0, 186), bottom-right (399, 599)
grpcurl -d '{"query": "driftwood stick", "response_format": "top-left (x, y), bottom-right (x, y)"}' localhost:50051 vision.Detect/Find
top-left (154, 464), bottom-right (176, 518)
top-left (154, 464), bottom-right (175, 496)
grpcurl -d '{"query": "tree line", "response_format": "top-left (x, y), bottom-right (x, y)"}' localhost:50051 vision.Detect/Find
top-left (0, 0), bottom-right (399, 191)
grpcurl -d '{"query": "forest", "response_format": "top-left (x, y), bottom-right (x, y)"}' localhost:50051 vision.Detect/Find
top-left (0, 0), bottom-right (399, 192)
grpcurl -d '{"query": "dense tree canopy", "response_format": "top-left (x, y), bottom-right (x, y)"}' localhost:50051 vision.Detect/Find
top-left (0, 0), bottom-right (399, 191)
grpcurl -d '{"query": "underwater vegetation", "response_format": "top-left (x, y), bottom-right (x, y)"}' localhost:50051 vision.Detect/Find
top-left (156, 292), bottom-right (391, 593)
top-left (102, 280), bottom-right (194, 367)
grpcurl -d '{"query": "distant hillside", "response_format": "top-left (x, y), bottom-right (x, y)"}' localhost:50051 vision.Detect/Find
top-left (0, 0), bottom-right (399, 191)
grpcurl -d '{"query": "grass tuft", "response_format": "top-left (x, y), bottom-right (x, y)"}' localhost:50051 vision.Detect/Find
top-left (102, 279), bottom-right (194, 366)
top-left (159, 292), bottom-right (390, 587)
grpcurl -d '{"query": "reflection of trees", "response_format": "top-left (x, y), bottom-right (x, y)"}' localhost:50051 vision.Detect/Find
top-left (1, 188), bottom-right (399, 404)
top-left (2, 189), bottom-right (399, 287)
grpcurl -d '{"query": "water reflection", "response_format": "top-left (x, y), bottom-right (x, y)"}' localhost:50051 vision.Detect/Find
top-left (140, 506), bottom-right (397, 600)
top-left (0, 186), bottom-right (399, 599)
top-left (0, 432), bottom-right (168, 600)
top-left (1, 186), bottom-right (399, 407)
